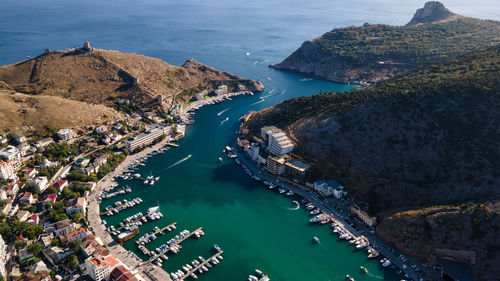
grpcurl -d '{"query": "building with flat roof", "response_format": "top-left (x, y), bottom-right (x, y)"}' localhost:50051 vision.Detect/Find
top-left (125, 125), bottom-right (168, 152)
top-left (285, 159), bottom-right (311, 180)
top-left (29, 176), bottom-right (48, 192)
top-left (350, 205), bottom-right (377, 227)
top-left (266, 155), bottom-right (288, 175)
top-left (57, 128), bottom-right (73, 141)
top-left (260, 126), bottom-right (278, 140)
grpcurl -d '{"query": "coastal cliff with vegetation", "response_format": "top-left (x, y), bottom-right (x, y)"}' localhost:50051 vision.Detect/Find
top-left (271, 1), bottom-right (500, 84)
top-left (0, 43), bottom-right (263, 134)
top-left (245, 45), bottom-right (500, 280)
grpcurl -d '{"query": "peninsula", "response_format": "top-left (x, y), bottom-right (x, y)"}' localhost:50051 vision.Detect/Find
top-left (271, 1), bottom-right (500, 85)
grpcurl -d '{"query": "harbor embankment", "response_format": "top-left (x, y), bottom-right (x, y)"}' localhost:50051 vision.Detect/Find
top-left (88, 138), bottom-right (173, 281)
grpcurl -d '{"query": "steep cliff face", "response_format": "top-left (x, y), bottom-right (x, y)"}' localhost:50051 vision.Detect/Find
top-left (377, 202), bottom-right (500, 281)
top-left (245, 46), bottom-right (500, 280)
top-left (271, 2), bottom-right (500, 84)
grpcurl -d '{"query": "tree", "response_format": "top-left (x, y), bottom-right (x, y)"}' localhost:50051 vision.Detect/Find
top-left (69, 239), bottom-right (82, 252)
top-left (27, 242), bottom-right (43, 256)
top-left (55, 214), bottom-right (68, 222)
top-left (71, 212), bottom-right (83, 223)
top-left (23, 182), bottom-right (41, 195)
top-left (43, 186), bottom-right (58, 195)
top-left (67, 254), bottom-right (78, 270)
top-left (14, 241), bottom-right (24, 250)
top-left (25, 225), bottom-right (43, 240)
top-left (25, 205), bottom-right (36, 213)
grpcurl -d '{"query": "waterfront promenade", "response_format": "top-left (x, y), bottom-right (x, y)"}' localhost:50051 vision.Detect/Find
top-left (87, 138), bottom-right (173, 281)
top-left (234, 146), bottom-right (440, 281)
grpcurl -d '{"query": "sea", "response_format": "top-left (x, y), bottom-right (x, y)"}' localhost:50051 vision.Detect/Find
top-left (1, 0), bottom-right (498, 280)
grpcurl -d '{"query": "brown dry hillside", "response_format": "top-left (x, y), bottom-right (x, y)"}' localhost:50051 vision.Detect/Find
top-left (0, 43), bottom-right (263, 107)
top-left (0, 90), bottom-right (121, 134)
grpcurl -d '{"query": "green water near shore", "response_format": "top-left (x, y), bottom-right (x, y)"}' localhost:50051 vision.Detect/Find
top-left (101, 75), bottom-right (400, 281)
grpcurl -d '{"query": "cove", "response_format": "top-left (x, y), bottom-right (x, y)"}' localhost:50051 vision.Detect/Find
top-left (101, 66), bottom-right (400, 281)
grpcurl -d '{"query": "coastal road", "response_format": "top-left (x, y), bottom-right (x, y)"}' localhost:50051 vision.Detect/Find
top-left (233, 145), bottom-right (441, 281)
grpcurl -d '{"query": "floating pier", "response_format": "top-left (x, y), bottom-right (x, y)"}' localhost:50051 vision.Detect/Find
top-left (147, 227), bottom-right (203, 263)
top-left (176, 251), bottom-right (224, 280)
top-left (136, 222), bottom-right (178, 246)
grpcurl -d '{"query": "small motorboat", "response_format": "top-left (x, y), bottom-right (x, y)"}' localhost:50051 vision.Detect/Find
top-left (346, 274), bottom-right (355, 281)
top-left (313, 236), bottom-right (320, 243)
top-left (218, 157), bottom-right (223, 162)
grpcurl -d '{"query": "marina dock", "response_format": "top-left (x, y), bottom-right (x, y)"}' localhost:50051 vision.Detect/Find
top-left (147, 227), bottom-right (204, 263)
top-left (176, 251), bottom-right (224, 280)
top-left (136, 222), bottom-right (178, 246)
top-left (166, 143), bottom-right (179, 147)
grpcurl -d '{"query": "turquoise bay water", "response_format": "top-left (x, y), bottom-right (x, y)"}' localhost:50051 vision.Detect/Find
top-left (2, 1), bottom-right (497, 280)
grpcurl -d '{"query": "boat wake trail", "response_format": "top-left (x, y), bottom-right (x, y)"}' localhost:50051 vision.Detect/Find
top-left (362, 268), bottom-right (383, 279)
top-left (287, 205), bottom-right (300, 211)
top-left (260, 92), bottom-right (275, 99)
top-left (217, 107), bottom-right (230, 116)
top-left (165, 155), bottom-right (192, 170)
top-left (277, 89), bottom-right (287, 97)
top-left (219, 117), bottom-right (229, 126)
top-left (247, 99), bottom-right (265, 107)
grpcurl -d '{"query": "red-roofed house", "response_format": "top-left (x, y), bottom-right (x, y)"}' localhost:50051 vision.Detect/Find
top-left (110, 265), bottom-right (139, 281)
top-left (5, 182), bottom-right (19, 197)
top-left (19, 192), bottom-right (34, 206)
top-left (81, 235), bottom-right (109, 258)
top-left (85, 254), bottom-right (120, 281)
top-left (66, 197), bottom-right (86, 216)
top-left (66, 227), bottom-right (90, 243)
top-left (27, 215), bottom-right (39, 225)
top-left (23, 168), bottom-right (38, 180)
top-left (42, 194), bottom-right (57, 205)
top-left (53, 180), bottom-right (68, 192)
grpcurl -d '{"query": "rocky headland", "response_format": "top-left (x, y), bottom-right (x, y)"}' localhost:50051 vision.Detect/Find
top-left (270, 1), bottom-right (500, 85)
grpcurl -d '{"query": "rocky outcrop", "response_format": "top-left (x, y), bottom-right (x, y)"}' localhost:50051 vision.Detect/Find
top-left (271, 2), bottom-right (500, 84)
top-left (406, 1), bottom-right (458, 26)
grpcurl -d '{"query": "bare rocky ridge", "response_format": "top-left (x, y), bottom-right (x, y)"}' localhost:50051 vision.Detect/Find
top-left (0, 43), bottom-right (263, 134)
top-left (406, 1), bottom-right (458, 26)
top-left (270, 1), bottom-right (500, 84)
top-left (245, 46), bottom-right (500, 281)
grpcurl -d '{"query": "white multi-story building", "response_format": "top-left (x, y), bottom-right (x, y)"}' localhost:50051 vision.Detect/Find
top-left (125, 125), bottom-right (168, 152)
top-left (57, 128), bottom-right (73, 141)
top-left (0, 234), bottom-right (7, 278)
top-left (267, 129), bottom-right (294, 156)
top-left (29, 176), bottom-right (48, 192)
top-left (85, 254), bottom-right (119, 281)
top-left (215, 85), bottom-right (228, 96)
top-left (249, 145), bottom-right (260, 162)
top-left (0, 146), bottom-right (21, 170)
top-left (0, 161), bottom-right (16, 180)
